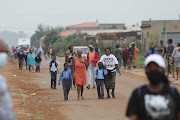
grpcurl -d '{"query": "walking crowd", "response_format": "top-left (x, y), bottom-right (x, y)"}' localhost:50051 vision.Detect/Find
top-left (1, 38), bottom-right (180, 120)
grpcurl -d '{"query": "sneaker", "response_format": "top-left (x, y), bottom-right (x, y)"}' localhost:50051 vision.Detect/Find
top-left (54, 87), bottom-right (56, 89)
top-left (105, 95), bottom-right (110, 99)
top-left (86, 85), bottom-right (90, 89)
top-left (51, 87), bottom-right (53, 89)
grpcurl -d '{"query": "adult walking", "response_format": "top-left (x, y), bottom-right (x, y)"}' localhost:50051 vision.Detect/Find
top-left (17, 49), bottom-right (24, 70)
top-left (170, 42), bottom-right (180, 80)
top-left (114, 44), bottom-right (122, 70)
top-left (0, 40), bottom-right (17, 120)
top-left (157, 40), bottom-right (165, 56)
top-left (128, 43), bottom-right (135, 69)
top-left (122, 45), bottom-right (129, 70)
top-left (100, 48), bottom-right (121, 99)
top-left (73, 49), bottom-right (88, 100)
top-left (65, 46), bottom-right (77, 88)
top-left (27, 49), bottom-right (36, 73)
top-left (86, 45), bottom-right (98, 89)
top-left (164, 39), bottom-right (175, 78)
top-left (126, 54), bottom-right (180, 120)
top-left (131, 42), bottom-right (139, 68)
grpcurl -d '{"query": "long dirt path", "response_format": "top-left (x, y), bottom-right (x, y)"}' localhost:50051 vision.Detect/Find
top-left (2, 57), bottom-right (180, 120)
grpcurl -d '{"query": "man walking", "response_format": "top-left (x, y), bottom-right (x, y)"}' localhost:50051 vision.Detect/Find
top-left (86, 45), bottom-right (98, 89)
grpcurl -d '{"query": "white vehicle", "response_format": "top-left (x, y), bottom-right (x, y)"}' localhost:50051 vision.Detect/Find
top-left (18, 38), bottom-right (31, 49)
top-left (73, 46), bottom-right (89, 59)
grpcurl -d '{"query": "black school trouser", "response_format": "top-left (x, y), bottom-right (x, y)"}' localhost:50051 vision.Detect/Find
top-left (51, 71), bottom-right (57, 88)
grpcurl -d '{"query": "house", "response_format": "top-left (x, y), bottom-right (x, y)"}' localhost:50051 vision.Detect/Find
top-left (58, 30), bottom-right (76, 38)
top-left (66, 22), bottom-right (100, 31)
top-left (141, 19), bottom-right (180, 50)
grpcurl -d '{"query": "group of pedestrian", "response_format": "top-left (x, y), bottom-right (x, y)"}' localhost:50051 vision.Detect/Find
top-left (48, 45), bottom-right (121, 101)
top-left (144, 39), bottom-right (180, 80)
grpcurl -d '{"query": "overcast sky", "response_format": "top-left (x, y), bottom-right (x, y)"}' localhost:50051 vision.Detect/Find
top-left (0, 0), bottom-right (180, 36)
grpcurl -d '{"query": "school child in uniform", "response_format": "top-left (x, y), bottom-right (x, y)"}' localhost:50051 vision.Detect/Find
top-left (58, 63), bottom-right (72, 101)
top-left (48, 56), bottom-right (60, 89)
top-left (35, 54), bottom-right (42, 72)
top-left (95, 62), bottom-right (107, 99)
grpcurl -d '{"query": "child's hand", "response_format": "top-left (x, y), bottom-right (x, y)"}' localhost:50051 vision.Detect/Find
top-left (58, 83), bottom-right (60, 85)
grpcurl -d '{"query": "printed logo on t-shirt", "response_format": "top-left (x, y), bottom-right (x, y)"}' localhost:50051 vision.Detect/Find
top-left (102, 58), bottom-right (114, 67)
top-left (145, 94), bottom-right (174, 119)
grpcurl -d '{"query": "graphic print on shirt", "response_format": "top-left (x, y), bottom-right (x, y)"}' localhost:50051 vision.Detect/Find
top-left (145, 94), bottom-right (174, 119)
top-left (102, 57), bottom-right (114, 67)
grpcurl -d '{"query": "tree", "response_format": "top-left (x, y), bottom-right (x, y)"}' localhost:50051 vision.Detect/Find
top-left (44, 29), bottom-right (59, 47)
top-left (30, 24), bottom-right (51, 47)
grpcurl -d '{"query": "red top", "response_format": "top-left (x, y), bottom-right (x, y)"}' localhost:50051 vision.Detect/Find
top-left (87, 51), bottom-right (98, 67)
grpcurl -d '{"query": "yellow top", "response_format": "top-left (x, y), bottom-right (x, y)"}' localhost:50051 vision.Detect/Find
top-left (50, 49), bottom-right (52, 54)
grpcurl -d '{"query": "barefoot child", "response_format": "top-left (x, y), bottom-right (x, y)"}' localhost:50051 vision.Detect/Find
top-left (95, 62), bottom-right (107, 99)
top-left (58, 63), bottom-right (72, 101)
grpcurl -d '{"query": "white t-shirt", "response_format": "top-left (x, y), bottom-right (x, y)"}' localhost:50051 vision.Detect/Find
top-left (100, 54), bottom-right (118, 72)
top-left (48, 61), bottom-right (60, 72)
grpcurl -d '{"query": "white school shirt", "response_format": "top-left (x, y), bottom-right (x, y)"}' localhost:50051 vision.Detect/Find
top-left (48, 61), bottom-right (60, 72)
top-left (100, 54), bottom-right (118, 72)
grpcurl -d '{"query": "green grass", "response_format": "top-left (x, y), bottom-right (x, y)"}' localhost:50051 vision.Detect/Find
top-left (135, 53), bottom-right (145, 68)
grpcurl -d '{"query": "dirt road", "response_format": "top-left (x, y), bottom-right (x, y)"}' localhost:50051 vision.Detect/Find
top-left (2, 57), bottom-right (180, 120)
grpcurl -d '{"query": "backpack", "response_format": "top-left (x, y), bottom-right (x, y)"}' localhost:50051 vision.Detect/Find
top-left (96, 69), bottom-right (106, 80)
top-left (50, 61), bottom-right (57, 68)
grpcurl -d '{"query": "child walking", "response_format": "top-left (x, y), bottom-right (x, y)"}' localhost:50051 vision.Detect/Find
top-left (48, 56), bottom-right (60, 89)
top-left (95, 62), bottom-right (107, 99)
top-left (35, 54), bottom-right (42, 72)
top-left (58, 63), bottom-right (72, 101)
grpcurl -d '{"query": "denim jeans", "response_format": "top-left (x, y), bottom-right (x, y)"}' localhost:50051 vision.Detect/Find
top-left (88, 63), bottom-right (96, 86)
top-left (129, 56), bottom-right (133, 69)
top-left (116, 57), bottom-right (121, 68)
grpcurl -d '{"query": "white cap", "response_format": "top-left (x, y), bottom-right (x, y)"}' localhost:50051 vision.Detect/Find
top-left (88, 45), bottom-right (94, 49)
top-left (144, 54), bottom-right (166, 69)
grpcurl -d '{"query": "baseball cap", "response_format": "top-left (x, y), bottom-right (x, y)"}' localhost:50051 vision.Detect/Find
top-left (131, 42), bottom-right (135, 45)
top-left (144, 54), bottom-right (166, 69)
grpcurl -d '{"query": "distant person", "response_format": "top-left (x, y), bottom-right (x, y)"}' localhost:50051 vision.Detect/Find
top-left (86, 45), bottom-right (98, 89)
top-left (95, 44), bottom-right (100, 55)
top-left (164, 39), bottom-right (175, 78)
top-left (48, 56), bottom-right (60, 89)
top-left (128, 43), bottom-right (135, 69)
top-left (157, 40), bottom-right (165, 56)
top-left (58, 63), bottom-right (72, 101)
top-left (24, 51), bottom-right (28, 70)
top-left (17, 49), bottom-right (24, 70)
top-left (144, 45), bottom-right (158, 58)
top-left (100, 48), bottom-right (121, 99)
top-left (73, 49), bottom-right (88, 100)
top-left (35, 53), bottom-right (42, 72)
top-left (52, 48), bottom-right (56, 57)
top-left (27, 49), bottom-right (36, 73)
top-left (131, 42), bottom-right (139, 69)
top-left (65, 46), bottom-right (77, 88)
top-left (122, 45), bottom-right (129, 70)
top-left (126, 54), bottom-right (180, 120)
top-left (0, 40), bottom-right (17, 120)
top-left (95, 62), bottom-right (107, 99)
top-left (50, 47), bottom-right (53, 58)
top-left (114, 44), bottom-right (122, 69)
top-left (170, 42), bottom-right (180, 80)
top-left (37, 46), bottom-right (43, 57)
